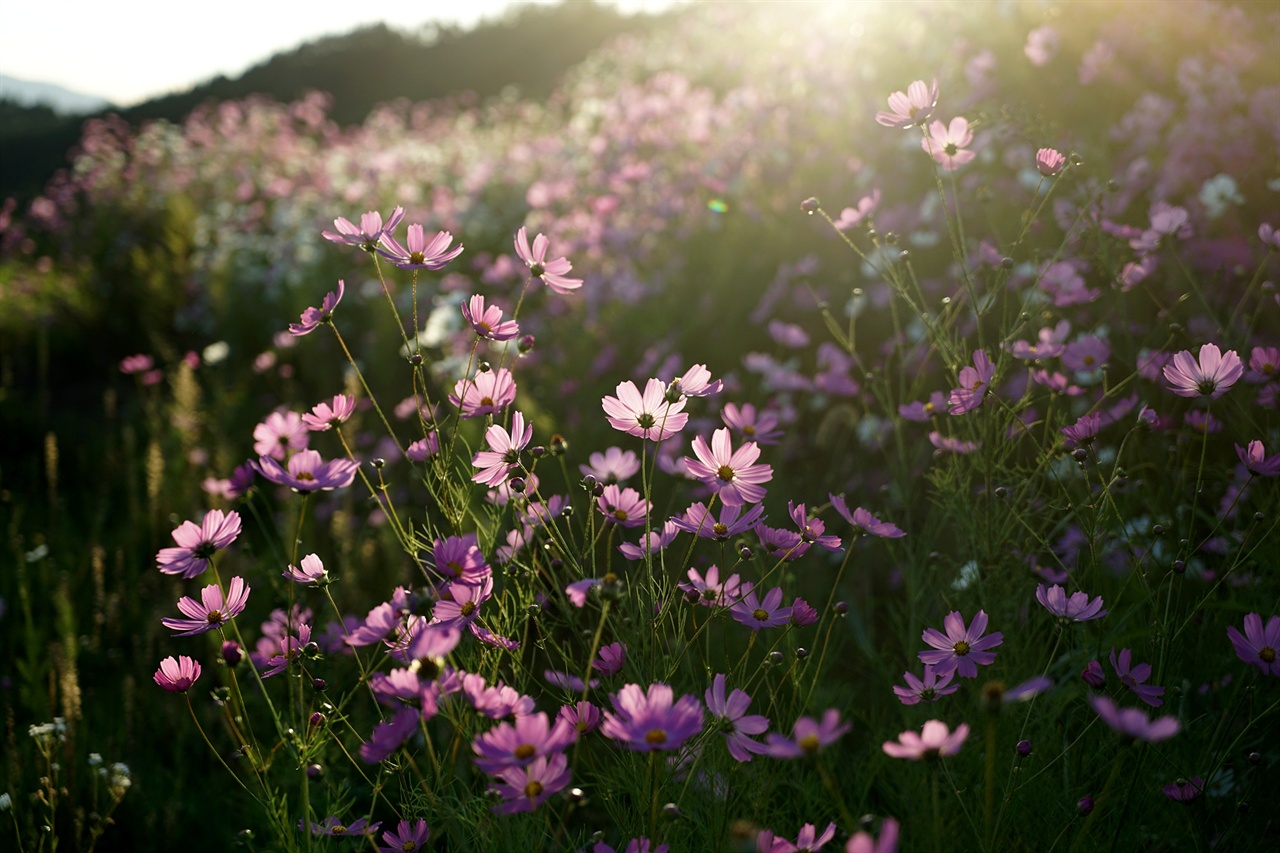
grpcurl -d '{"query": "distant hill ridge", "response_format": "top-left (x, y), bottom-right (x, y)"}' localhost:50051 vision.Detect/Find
top-left (0, 74), bottom-right (114, 115)
top-left (0, 1), bottom-right (667, 202)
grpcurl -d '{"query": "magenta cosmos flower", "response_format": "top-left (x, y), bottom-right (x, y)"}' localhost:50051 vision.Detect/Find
top-left (730, 586), bottom-right (792, 631)
top-left (1089, 695), bottom-right (1179, 742)
top-left (378, 818), bottom-right (429, 853)
top-left (1035, 584), bottom-right (1107, 623)
top-left (922, 117), bottom-right (976, 171)
top-left (153, 655), bottom-right (202, 692)
top-left (1227, 613), bottom-right (1280, 676)
top-left (450, 368), bottom-right (516, 419)
top-left (600, 683), bottom-right (704, 752)
top-left (579, 446), bottom-right (640, 484)
top-left (471, 411), bottom-right (532, 487)
top-left (764, 708), bottom-right (851, 758)
top-left (161, 576), bottom-right (250, 636)
top-left (472, 711), bottom-right (576, 774)
top-left (253, 410), bottom-right (308, 460)
top-left (919, 610), bottom-right (1003, 678)
top-left (883, 720), bottom-right (969, 760)
top-left (705, 673), bottom-right (769, 762)
top-left (156, 509), bottom-right (242, 578)
top-left (461, 294), bottom-right (520, 341)
top-left (283, 554), bottom-right (330, 586)
top-left (683, 428), bottom-right (773, 506)
top-left (1109, 647), bottom-right (1164, 706)
top-left (1036, 147), bottom-right (1066, 176)
top-left (893, 665), bottom-right (959, 705)
top-left (721, 402), bottom-right (784, 444)
top-left (602, 378), bottom-right (689, 441)
top-left (846, 818), bottom-right (899, 853)
top-left (1163, 343), bottom-right (1243, 399)
top-left (255, 449), bottom-right (359, 492)
top-left (289, 279), bottom-right (345, 336)
top-left (673, 501), bottom-right (764, 541)
top-left (321, 206), bottom-right (404, 253)
top-left (490, 752), bottom-right (571, 814)
top-left (948, 350), bottom-right (995, 414)
top-left (514, 226), bottom-right (582, 294)
top-left (1236, 441), bottom-right (1280, 477)
top-left (758, 822), bottom-right (837, 853)
top-left (302, 394), bottom-right (356, 431)
top-left (875, 78), bottom-right (939, 128)
top-left (376, 223), bottom-right (463, 270)
top-left (829, 494), bottom-right (905, 538)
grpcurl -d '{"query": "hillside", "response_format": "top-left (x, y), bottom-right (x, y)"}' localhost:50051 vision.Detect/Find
top-left (0, 1), bottom-right (665, 202)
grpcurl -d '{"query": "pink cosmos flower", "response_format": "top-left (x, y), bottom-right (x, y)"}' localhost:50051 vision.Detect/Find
top-left (154, 655), bottom-right (201, 692)
top-left (1227, 613), bottom-right (1280, 676)
top-left (596, 484), bottom-right (650, 528)
top-left (406, 434), bottom-right (439, 462)
top-left (705, 673), bottom-right (768, 762)
top-left (461, 294), bottom-right (520, 341)
top-left (756, 523), bottom-right (807, 561)
top-left (683, 428), bottom-right (773, 506)
top-left (514, 226), bottom-right (582, 294)
top-left (721, 402), bottom-right (784, 444)
top-left (1260, 223), bottom-right (1280, 250)
top-left (1035, 584), bottom-right (1107, 622)
top-left (119, 353), bottom-right (154, 374)
top-left (1089, 695), bottom-right (1179, 743)
top-left (557, 701), bottom-right (601, 735)
top-left (919, 610), bottom-right (1003, 678)
top-left (898, 391), bottom-right (949, 421)
top-left (677, 565), bottom-right (744, 608)
top-left (1163, 343), bottom-right (1243, 399)
top-left (450, 368), bottom-right (516, 418)
top-left (1235, 441), bottom-right (1280, 477)
top-left (787, 502), bottom-right (841, 550)
top-left (730, 586), bottom-right (792, 631)
top-left (471, 411), bottom-right (532, 487)
top-left (289, 280), bottom-right (345, 336)
top-left (1163, 777), bottom-right (1204, 803)
top-left (1109, 647), bottom-right (1164, 706)
top-left (764, 709), bottom-right (851, 758)
top-left (301, 394), bottom-right (356, 432)
top-left (1024, 26), bottom-right (1059, 66)
top-left (948, 350), bottom-right (995, 414)
top-left (929, 432), bottom-right (981, 454)
top-left (593, 642), bottom-right (628, 677)
top-left (1060, 412), bottom-right (1103, 448)
top-left (579, 446), bottom-right (640, 483)
top-left (472, 711), bottom-right (576, 774)
top-left (845, 818), bottom-right (899, 853)
top-left (565, 577), bottom-right (603, 608)
top-left (489, 753), bottom-right (571, 814)
top-left (545, 670), bottom-right (598, 692)
top-left (921, 117), bottom-right (976, 171)
top-left (252, 410), bottom-right (308, 460)
top-left (322, 206), bottom-right (404, 253)
top-left (666, 363), bottom-right (723, 399)
top-left (1062, 336), bottom-right (1109, 373)
top-left (673, 501), bottom-right (765, 541)
top-left (156, 509), bottom-right (243, 578)
top-left (892, 665), bottom-right (959, 705)
top-left (1036, 148), bottom-right (1066, 177)
top-left (377, 223), bottom-right (463, 270)
top-left (255, 449), bottom-right (359, 492)
top-left (600, 683), bottom-right (704, 752)
top-left (883, 720), bottom-right (969, 760)
top-left (283, 553), bottom-right (330, 585)
top-left (829, 495), bottom-right (905, 538)
top-left (618, 521), bottom-right (680, 561)
top-left (1080, 660), bottom-right (1105, 688)
top-left (602, 378), bottom-right (689, 441)
top-left (758, 823), bottom-right (837, 853)
top-left (833, 190), bottom-right (881, 230)
top-left (378, 818), bottom-right (430, 853)
top-left (875, 79), bottom-right (939, 128)
top-left (162, 576), bottom-right (250, 636)
top-left (303, 817), bottom-right (380, 837)
top-left (432, 577), bottom-right (493, 628)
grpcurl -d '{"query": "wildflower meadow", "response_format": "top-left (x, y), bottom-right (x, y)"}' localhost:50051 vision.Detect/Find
top-left (2, 2), bottom-right (1279, 851)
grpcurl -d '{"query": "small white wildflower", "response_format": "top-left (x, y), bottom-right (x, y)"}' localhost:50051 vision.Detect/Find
top-left (0, 792), bottom-right (11, 810)
top-left (88, 753), bottom-right (103, 767)
top-left (1199, 174), bottom-right (1243, 219)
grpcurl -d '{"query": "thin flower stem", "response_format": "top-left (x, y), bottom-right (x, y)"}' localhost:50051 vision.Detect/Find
top-left (185, 694), bottom-right (266, 807)
top-left (328, 323), bottom-right (404, 457)
top-left (815, 755), bottom-right (857, 829)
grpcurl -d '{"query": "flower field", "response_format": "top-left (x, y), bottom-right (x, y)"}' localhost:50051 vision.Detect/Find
top-left (1, 2), bottom-right (1278, 851)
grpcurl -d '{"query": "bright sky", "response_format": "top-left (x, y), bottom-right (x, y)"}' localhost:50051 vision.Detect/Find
top-left (0, 0), bottom-right (681, 107)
